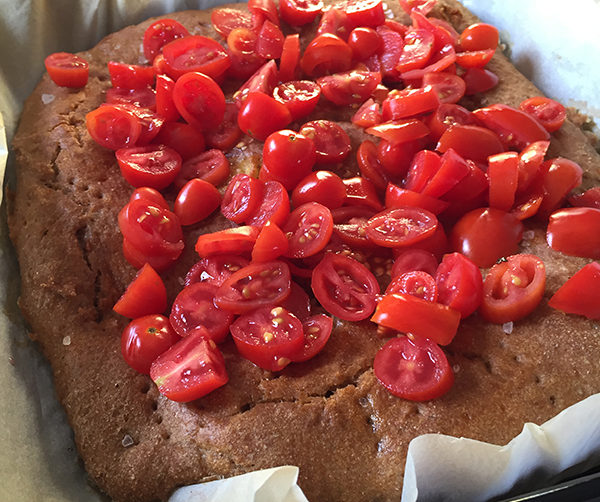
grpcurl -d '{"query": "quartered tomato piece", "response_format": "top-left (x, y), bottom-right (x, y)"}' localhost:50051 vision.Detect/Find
top-left (155, 74), bottom-right (179, 122)
top-left (435, 252), bottom-right (483, 318)
top-left (382, 86), bottom-right (440, 120)
top-left (162, 35), bottom-right (230, 80)
top-left (45, 52), bottom-right (89, 88)
top-left (516, 140), bottom-right (550, 195)
top-left (455, 49), bottom-right (495, 68)
top-left (366, 119), bottom-right (429, 145)
top-left (221, 174), bottom-right (264, 224)
top-left (376, 25), bottom-right (404, 81)
top-left (174, 149), bottom-right (230, 189)
top-left (233, 60), bottom-right (279, 106)
top-left (247, 180), bottom-right (291, 227)
top-left (436, 124), bottom-right (504, 163)
top-left (280, 0), bottom-right (323, 25)
top-left (366, 207), bottom-right (438, 248)
top-left (284, 202), bottom-right (334, 258)
top-left (252, 222), bottom-right (289, 262)
top-left (143, 18), bottom-right (189, 62)
top-left (292, 314), bottom-right (334, 362)
top-left (420, 148), bottom-right (470, 199)
top-left (279, 34), bottom-right (301, 82)
top-left (116, 145), bottom-right (182, 189)
top-left (343, 176), bottom-right (384, 211)
top-left (378, 138), bottom-right (424, 179)
top-left (352, 99), bottom-right (382, 129)
top-left (395, 29), bottom-right (434, 73)
top-left (248, 0), bottom-right (279, 25)
top-left (231, 306), bottom-right (304, 371)
top-left (150, 329), bottom-right (228, 402)
top-left (536, 157), bottom-right (583, 219)
top-left (211, 8), bottom-right (253, 37)
top-left (487, 151), bottom-right (519, 211)
top-left (238, 92), bottom-right (292, 141)
top-left (374, 336), bottom-right (454, 401)
top-left (357, 140), bottom-right (388, 191)
top-left (86, 104), bottom-right (141, 150)
top-left (317, 8), bottom-right (352, 40)
top-left (317, 70), bottom-right (382, 106)
top-left (404, 150), bottom-right (441, 193)
top-left (121, 314), bottom-right (179, 375)
top-left (386, 271), bottom-right (437, 302)
top-left (215, 261), bottom-right (292, 314)
top-left (342, 0), bottom-right (385, 27)
top-left (195, 226), bottom-right (260, 257)
top-left (185, 255), bottom-right (249, 287)
top-left (569, 187), bottom-right (600, 209)
top-left (292, 171), bottom-right (347, 209)
top-left (480, 254), bottom-right (546, 324)
top-left (300, 33), bottom-right (353, 77)
top-left (113, 263), bottom-right (167, 319)
top-left (299, 120), bottom-right (352, 164)
top-left (256, 20), bottom-right (284, 59)
top-left (422, 72), bottom-right (466, 104)
top-left (205, 102), bottom-right (243, 151)
top-left (548, 262), bottom-right (600, 320)
top-left (519, 96), bottom-right (566, 133)
top-left (546, 207), bottom-right (600, 259)
top-left (385, 184), bottom-right (448, 215)
top-left (311, 252), bottom-right (379, 321)
top-left (108, 62), bottom-right (156, 90)
top-left (174, 179), bottom-right (221, 225)
top-left (172, 72), bottom-right (225, 131)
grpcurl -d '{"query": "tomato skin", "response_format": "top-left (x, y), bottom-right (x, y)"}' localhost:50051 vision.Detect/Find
top-left (280, 0), bottom-right (323, 26)
top-left (174, 149), bottom-right (230, 189)
top-left (343, 0), bottom-right (385, 27)
top-left (366, 119), bottom-right (430, 145)
top-left (299, 120), bottom-right (352, 165)
top-left (357, 139), bottom-right (388, 192)
top-left (317, 70), bottom-right (382, 106)
top-left (519, 96), bottom-right (566, 133)
top-left (427, 103), bottom-right (474, 141)
top-left (300, 33), bottom-right (353, 77)
top-left (459, 23), bottom-right (498, 52)
top-left (396, 28), bottom-right (434, 73)
top-left (121, 315), bottom-right (180, 375)
top-left (372, 293), bottom-right (461, 345)
top-left (455, 49), bottom-right (495, 69)
top-left (291, 314), bottom-right (333, 362)
top-left (536, 157), bottom-right (583, 219)
top-left (247, 180), bottom-right (291, 227)
top-left (366, 207), bottom-right (438, 248)
top-left (348, 27), bottom-right (382, 60)
top-left (279, 34), bottom-right (301, 82)
top-left (143, 18), bottom-right (189, 62)
top-left (211, 8), bottom-right (253, 38)
top-left (221, 174), bottom-right (263, 224)
top-left (116, 145), bottom-right (182, 189)
top-left (284, 202), bottom-right (334, 258)
top-left (569, 187), bottom-right (600, 210)
top-left (421, 148), bottom-right (470, 199)
top-left (480, 254), bottom-right (546, 324)
top-left (273, 80), bottom-right (321, 121)
top-left (263, 130), bottom-right (316, 190)
top-left (382, 86), bottom-right (440, 120)
top-left (311, 252), bottom-right (379, 321)
top-left (172, 72), bottom-right (225, 132)
top-left (378, 139), bottom-right (423, 179)
top-left (437, 125), bottom-right (504, 163)
top-left (548, 262), bottom-right (600, 320)
top-left (374, 335), bottom-right (454, 401)
top-left (404, 150), bottom-right (441, 193)
top-left (195, 226), bottom-right (259, 257)
top-left (86, 105), bottom-right (142, 150)
top-left (234, 60), bottom-right (279, 107)
top-left (252, 222), bottom-right (289, 262)
top-left (113, 264), bottom-right (167, 319)
top-left (546, 207), bottom-right (600, 259)
top-left (487, 151), bottom-right (519, 212)
top-left (150, 329), bottom-right (228, 402)
top-left (205, 102), bottom-right (243, 152)
top-left (451, 207), bottom-right (524, 268)
top-left (317, 8), bottom-right (352, 40)
top-left (155, 74), bottom-right (179, 122)
top-left (256, 20), bottom-right (284, 59)
top-left (464, 67), bottom-right (499, 95)
top-left (343, 176), bottom-right (384, 211)
top-left (292, 171), bottom-right (346, 210)
top-left (174, 178), bottom-right (221, 225)
top-left (129, 187), bottom-right (169, 210)
top-left (386, 270), bottom-right (438, 302)
top-left (376, 25), bottom-right (404, 81)
top-left (516, 140), bottom-right (550, 195)
top-left (248, 0), bottom-right (279, 25)
top-left (435, 252), bottom-right (483, 319)
top-left (352, 99), bottom-right (382, 129)
top-left (238, 92), bottom-right (292, 141)
top-left (45, 52), bottom-right (89, 88)
top-left (152, 121), bottom-right (205, 160)
top-left (162, 35), bottom-right (230, 80)
top-left (108, 61), bottom-right (156, 90)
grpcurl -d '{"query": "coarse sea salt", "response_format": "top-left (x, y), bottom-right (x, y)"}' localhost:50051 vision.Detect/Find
top-left (41, 94), bottom-right (55, 104)
top-left (502, 322), bottom-right (514, 334)
top-left (121, 434), bottom-right (134, 448)
top-left (62, 335), bottom-right (71, 346)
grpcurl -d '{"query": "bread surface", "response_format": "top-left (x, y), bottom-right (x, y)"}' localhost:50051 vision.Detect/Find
top-left (8, 1), bottom-right (600, 501)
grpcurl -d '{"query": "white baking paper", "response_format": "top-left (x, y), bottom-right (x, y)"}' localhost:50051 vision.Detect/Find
top-left (1, 1), bottom-right (600, 501)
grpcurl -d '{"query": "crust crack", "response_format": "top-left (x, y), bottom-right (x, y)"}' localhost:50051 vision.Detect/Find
top-left (75, 225), bottom-right (103, 323)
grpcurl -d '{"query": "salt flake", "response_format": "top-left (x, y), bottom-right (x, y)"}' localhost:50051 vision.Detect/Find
top-left (502, 321), bottom-right (514, 334)
top-left (122, 434), bottom-right (134, 447)
top-left (62, 336), bottom-right (71, 346)
top-left (41, 94), bottom-right (55, 104)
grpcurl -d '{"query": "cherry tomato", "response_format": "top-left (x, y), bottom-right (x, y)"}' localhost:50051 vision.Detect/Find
top-left (343, 0), bottom-right (385, 27)
top-left (376, 25), bottom-right (404, 81)
top-left (569, 187), bottom-right (600, 210)
top-left (536, 157), bottom-right (583, 219)
top-left (317, 70), bottom-right (382, 106)
top-left (185, 255), bottom-right (249, 287)
top-left (108, 61), bottom-right (155, 90)
top-left (317, 8), bottom-right (352, 40)
top-left (422, 72), bottom-right (465, 104)
top-left (227, 27), bottom-right (258, 58)
top-left (238, 92), bottom-right (292, 141)
top-left (215, 261), bottom-right (291, 314)
top-left (396, 222), bottom-right (448, 260)
top-left (113, 263), bottom-right (167, 319)
top-left (121, 314), bottom-right (179, 374)
top-left (427, 103), bottom-right (475, 140)
top-left (211, 8), bottom-right (253, 37)
top-left (396, 29), bottom-right (434, 73)
top-left (441, 159), bottom-right (488, 204)
top-left (399, 44), bottom-right (457, 81)
top-left (300, 33), bottom-right (353, 77)
top-left (205, 102), bottom-right (243, 151)
top-left (122, 238), bottom-right (178, 272)
top-left (248, 0), bottom-right (279, 25)
top-left (263, 130), bottom-right (316, 190)
top-left (546, 207), bottom-right (600, 259)
top-left (435, 252), bottom-right (483, 319)
top-left (116, 145), bottom-right (182, 189)
top-left (480, 254), bottom-right (546, 324)
top-left (129, 187), bottom-right (169, 210)
top-left (45, 52), bottom-right (89, 88)
top-left (391, 248), bottom-right (438, 278)
top-left (162, 35), bottom-right (230, 80)
top-left (172, 72), bottom-right (225, 131)
top-left (455, 49), bottom-right (495, 68)
top-left (548, 262), bottom-right (600, 320)
top-left (143, 18), bottom-right (189, 62)
top-left (273, 80), bottom-right (321, 121)
top-left (373, 336), bottom-right (454, 401)
top-left (279, 34), bottom-right (301, 82)
top-left (155, 74), bottom-right (179, 122)
top-left (331, 205), bottom-right (377, 248)
top-left (221, 174), bottom-right (263, 224)
top-left (450, 207), bottom-right (524, 268)
top-left (174, 178), bottom-right (221, 225)
top-left (299, 120), bottom-right (352, 165)
top-left (153, 121), bottom-right (205, 160)
top-left (110, 104), bottom-right (163, 145)
top-left (86, 105), bottom-right (141, 150)
top-left (257, 20), bottom-right (284, 59)
top-left (436, 124), bottom-right (504, 163)
top-left (247, 180), bottom-right (291, 227)
top-left (377, 138), bottom-right (423, 179)
top-left (150, 329), bottom-right (228, 402)
top-left (231, 306), bottom-right (304, 371)
top-left (516, 140), bottom-right (550, 195)
top-left (291, 314), bottom-right (333, 362)
top-left (399, 0), bottom-right (436, 15)
top-left (280, 0), bottom-right (323, 25)
top-left (463, 67), bottom-right (499, 95)
top-left (385, 184), bottom-right (449, 215)
top-left (169, 282), bottom-right (234, 343)
top-left (420, 148), bottom-right (470, 199)
top-left (292, 171), bottom-right (347, 210)
top-left (366, 119), bottom-right (430, 145)
top-left (311, 252), bottom-right (379, 321)
top-left (348, 27), bottom-right (382, 60)
top-left (284, 202), bottom-right (334, 258)
top-left (374, 292), bottom-right (460, 345)
top-left (279, 282), bottom-right (312, 320)
top-left (352, 99), bottom-right (382, 129)
top-left (404, 150), bottom-right (442, 193)
top-left (174, 149), bottom-right (230, 189)
top-left (195, 226), bottom-right (260, 257)
top-left (252, 222), bottom-right (289, 262)
top-left (386, 271), bottom-right (438, 302)
top-left (343, 176), bottom-right (384, 211)
top-left (459, 23), bottom-right (498, 52)
top-left (357, 140), bottom-right (388, 192)
top-left (105, 87), bottom-right (157, 109)
top-left (519, 96), bottom-right (566, 133)
top-left (382, 86), bottom-right (440, 120)
top-left (366, 207), bottom-right (437, 248)
top-left (488, 152), bottom-right (519, 211)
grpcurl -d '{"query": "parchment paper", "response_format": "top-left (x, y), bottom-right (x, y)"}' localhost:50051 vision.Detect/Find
top-left (1, 1), bottom-right (600, 501)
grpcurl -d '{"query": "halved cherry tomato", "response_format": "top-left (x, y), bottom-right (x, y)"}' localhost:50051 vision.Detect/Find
top-left (150, 329), bottom-right (228, 402)
top-left (233, 60), bottom-right (279, 106)
top-left (548, 262), bottom-right (600, 320)
top-left (252, 222), bottom-right (289, 262)
top-left (399, 44), bottom-right (457, 81)
top-left (279, 34), bottom-right (301, 82)
top-left (221, 173), bottom-right (263, 224)
top-left (395, 29), bottom-right (434, 73)
top-left (404, 150), bottom-right (442, 193)
top-left (356, 140), bottom-right (388, 192)
top-left (299, 120), bottom-right (352, 164)
top-left (385, 185), bottom-right (448, 215)
top-left (247, 180), bottom-right (291, 227)
top-left (86, 104), bottom-right (141, 150)
top-left (174, 149), bottom-right (230, 189)
top-left (152, 121), bottom-right (205, 160)
top-left (110, 104), bottom-right (164, 146)
top-left (105, 87), bottom-right (157, 109)
top-left (450, 207), bottom-right (524, 268)
top-left (263, 130), bottom-right (316, 190)
top-left (174, 178), bottom-right (221, 225)
top-left (108, 61), bottom-right (155, 90)
top-left (211, 8), bottom-right (253, 38)
top-left (376, 25), bottom-right (404, 81)
top-left (129, 187), bottom-right (169, 210)
top-left (422, 72), bottom-right (465, 104)
top-left (343, 176), bottom-right (384, 211)
top-left (373, 335), bottom-right (454, 401)
top-left (122, 238), bottom-right (178, 272)
top-left (378, 139), bottom-right (423, 179)
top-left (516, 140), bottom-right (550, 195)
top-left (121, 314), bottom-right (179, 374)
top-left (437, 124), bottom-right (504, 163)
top-left (569, 187), bottom-right (600, 209)
top-left (113, 263), bottom-right (167, 318)
top-left (231, 306), bottom-right (304, 371)
top-left (366, 207), bottom-right (438, 248)
top-left (238, 92), bottom-right (292, 141)
top-left (162, 35), bottom-right (230, 80)
top-left (317, 8), bottom-right (352, 40)
top-left (480, 254), bottom-right (546, 324)
top-left (291, 314), bottom-right (333, 362)
top-left (372, 293), bottom-right (460, 345)
top-left (155, 74), bottom-right (179, 122)
top-left (204, 102), bottom-right (243, 151)
top-left (172, 72), bottom-right (225, 131)
top-left (348, 27), bottom-right (382, 60)
top-left (455, 49), bottom-right (495, 68)
top-left (386, 271), bottom-right (437, 302)
top-left (185, 255), bottom-right (249, 287)
top-left (546, 207), bottom-right (600, 259)
top-left (459, 23), bottom-right (499, 52)
top-left (195, 226), bottom-right (260, 257)
top-left (273, 80), bottom-right (321, 121)
top-left (463, 67), bottom-right (499, 95)
top-left (427, 103), bottom-right (475, 140)
top-left (45, 52), bottom-right (89, 88)
top-left (395, 222), bottom-right (448, 260)
top-left (519, 96), bottom-right (566, 133)
top-left (488, 151), bottom-right (519, 211)
top-left (331, 205), bottom-right (377, 248)
top-left (256, 20), bottom-right (284, 59)
top-left (441, 159), bottom-right (488, 204)
top-left (284, 202), bottom-right (334, 258)
top-left (435, 252), bottom-right (483, 318)
top-left (420, 148), bottom-right (470, 199)
top-left (300, 33), bottom-right (353, 77)
top-left (317, 70), bottom-right (382, 106)
top-left (311, 252), bottom-right (379, 321)
top-left (343, 0), bottom-right (385, 27)
top-left (281, 282), bottom-right (312, 320)
top-left (352, 99), bottom-right (382, 129)
top-left (280, 0), bottom-right (323, 26)
top-left (536, 157), bottom-right (583, 219)
top-left (116, 145), bottom-right (182, 189)
top-left (227, 27), bottom-right (258, 58)
top-left (215, 261), bottom-right (291, 314)
top-left (382, 86), bottom-right (440, 120)
top-left (226, 47), bottom-right (264, 81)
top-left (248, 0), bottom-right (279, 25)
top-left (143, 18), bottom-right (189, 62)
top-left (391, 248), bottom-right (438, 278)
top-left (292, 171), bottom-right (347, 210)
top-left (366, 119), bottom-right (429, 145)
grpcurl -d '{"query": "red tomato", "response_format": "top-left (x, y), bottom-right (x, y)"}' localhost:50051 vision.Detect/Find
top-left (348, 27), bottom-right (382, 60)
top-left (459, 23), bottom-right (498, 51)
top-left (121, 314), bottom-right (179, 374)
top-left (221, 174), bottom-right (263, 224)
top-left (155, 74), bottom-right (179, 122)
top-left (396, 29), bottom-right (434, 73)
top-left (45, 52), bottom-right (89, 88)
top-left (427, 103), bottom-right (475, 140)
top-left (150, 330), bottom-right (228, 402)
top-left (343, 0), bottom-right (385, 27)
top-left (421, 148), bottom-right (470, 199)
top-left (450, 207), bottom-right (524, 268)
top-left (252, 222), bottom-right (289, 262)
top-left (86, 105), bottom-right (141, 150)
top-left (233, 60), bottom-right (279, 106)
top-left (435, 252), bottom-right (483, 319)
top-left (422, 72), bottom-right (465, 104)
top-left (317, 70), bottom-right (382, 106)
top-left (116, 145), bottom-right (182, 189)
top-left (511, 193), bottom-right (544, 221)
top-left (480, 254), bottom-right (546, 324)
top-left (331, 205), bottom-right (377, 248)
top-left (472, 104), bottom-right (550, 150)
top-left (105, 86), bottom-right (157, 109)
top-left (343, 176), bottom-right (384, 211)
top-left (227, 48), bottom-right (264, 81)
top-left (404, 150), bottom-right (442, 193)
top-left (385, 184), bottom-right (449, 215)
top-left (455, 49), bottom-right (495, 68)
top-left (536, 157), bottom-right (583, 219)
top-left (169, 282), bottom-right (234, 343)
top-left (300, 33), bottom-right (353, 77)
top-left (195, 226), bottom-right (260, 257)
top-left (185, 255), bottom-right (249, 287)
top-left (256, 20), bottom-right (284, 59)
top-left (227, 27), bottom-right (259, 58)
top-left (519, 96), bottom-right (566, 133)
top-left (280, 0), bottom-right (323, 25)
top-left (215, 261), bottom-right (291, 314)
top-left (238, 92), bottom-right (292, 141)
top-left (284, 202), bottom-right (334, 258)
top-left (396, 222), bottom-right (449, 260)
top-left (231, 306), bottom-right (304, 371)
top-left (129, 187), bottom-right (169, 209)
top-left (386, 271), bottom-right (438, 302)
top-left (488, 152), bottom-right (519, 211)
top-left (247, 180), bottom-right (291, 227)
top-left (366, 119), bottom-right (429, 145)
top-left (377, 138), bottom-right (423, 179)
top-left (317, 8), bottom-right (352, 40)
top-left (143, 18), bottom-right (189, 62)
top-left (112, 104), bottom-right (163, 146)
top-left (299, 120), bottom-right (352, 164)
top-left (546, 207), bottom-right (600, 259)
top-left (292, 171), bottom-right (346, 210)
top-left (516, 140), bottom-right (550, 195)
top-left (357, 140), bottom-right (388, 191)
top-left (382, 86), bottom-right (440, 120)
top-left (352, 99), bottom-right (382, 129)
top-left (436, 124), bottom-right (504, 163)
top-left (211, 8), bottom-right (253, 38)
top-left (311, 252), bottom-right (379, 321)
top-left (569, 187), bottom-right (600, 209)
top-left (463, 67), bottom-right (499, 95)
top-left (248, 0), bottom-right (279, 25)
top-left (291, 314), bottom-right (333, 362)
top-left (113, 263), bottom-right (167, 318)
top-left (162, 35), bottom-right (230, 79)
top-left (172, 72), bottom-right (225, 131)
top-left (373, 336), bottom-right (454, 401)
top-left (205, 102), bottom-right (243, 151)
top-left (174, 179), bottom-right (221, 225)
top-left (391, 248), bottom-right (438, 278)
top-left (441, 159), bottom-right (488, 204)
top-left (376, 25), bottom-right (404, 81)
top-left (263, 130), bottom-right (316, 190)
top-left (153, 121), bottom-right (205, 160)
top-left (108, 61), bottom-right (155, 90)
top-left (548, 262), bottom-right (600, 320)
top-left (366, 207), bottom-right (437, 248)
top-left (273, 80), bottom-right (321, 121)
top-left (122, 238), bottom-right (178, 272)
top-left (280, 282), bottom-right (312, 320)
top-left (174, 149), bottom-right (230, 189)
top-left (399, 44), bottom-right (457, 81)
top-left (153, 54), bottom-right (169, 75)
top-left (279, 34), bottom-right (301, 82)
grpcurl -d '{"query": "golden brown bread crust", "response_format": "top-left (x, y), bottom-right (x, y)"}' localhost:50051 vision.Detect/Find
top-left (7, 1), bottom-right (600, 501)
